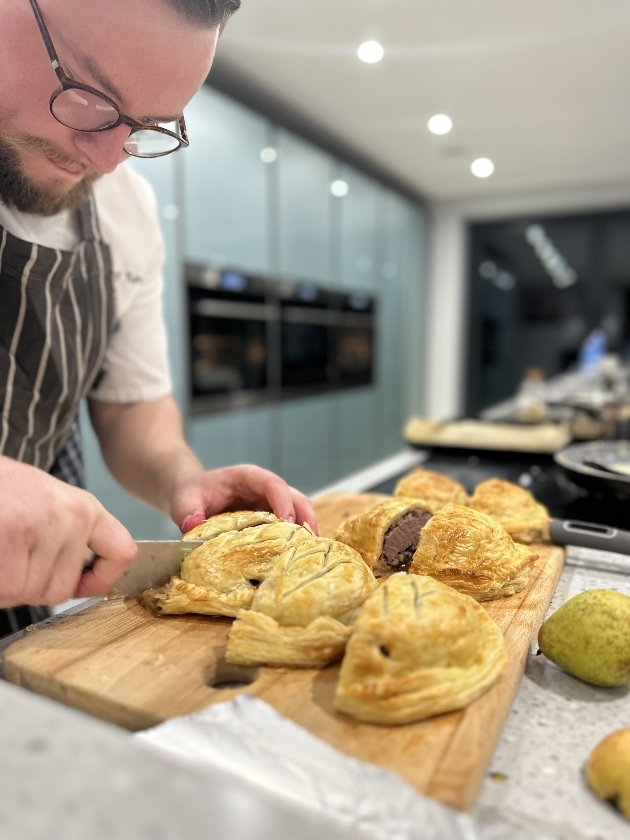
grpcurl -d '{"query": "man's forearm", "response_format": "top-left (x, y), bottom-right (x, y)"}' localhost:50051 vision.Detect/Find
top-left (88, 396), bottom-right (203, 515)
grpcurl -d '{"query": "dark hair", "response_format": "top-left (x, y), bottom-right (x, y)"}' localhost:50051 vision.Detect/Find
top-left (165, 0), bottom-right (241, 29)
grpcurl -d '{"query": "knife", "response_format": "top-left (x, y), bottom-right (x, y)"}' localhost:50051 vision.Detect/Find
top-left (550, 520), bottom-right (630, 556)
top-left (84, 540), bottom-right (204, 598)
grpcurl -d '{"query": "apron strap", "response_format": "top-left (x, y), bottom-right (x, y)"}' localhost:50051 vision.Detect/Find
top-left (48, 414), bottom-right (86, 488)
top-left (76, 194), bottom-right (104, 243)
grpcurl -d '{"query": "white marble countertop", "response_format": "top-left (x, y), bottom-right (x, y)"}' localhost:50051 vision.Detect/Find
top-left (474, 561), bottom-right (630, 840)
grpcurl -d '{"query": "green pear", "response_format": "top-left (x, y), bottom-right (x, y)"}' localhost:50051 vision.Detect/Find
top-left (538, 589), bottom-right (630, 687)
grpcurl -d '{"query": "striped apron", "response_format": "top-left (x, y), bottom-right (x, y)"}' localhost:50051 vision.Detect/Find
top-left (0, 196), bottom-right (114, 635)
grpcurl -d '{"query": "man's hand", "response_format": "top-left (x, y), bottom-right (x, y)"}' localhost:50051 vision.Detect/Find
top-left (170, 465), bottom-right (318, 535)
top-left (0, 457), bottom-right (137, 608)
top-left (90, 397), bottom-right (319, 536)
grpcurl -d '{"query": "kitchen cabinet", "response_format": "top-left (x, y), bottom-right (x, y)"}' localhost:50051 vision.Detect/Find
top-left (378, 192), bottom-right (427, 455)
top-left (277, 129), bottom-right (333, 285)
top-left (335, 389), bottom-right (377, 477)
top-left (183, 87), bottom-right (270, 274)
top-left (339, 165), bottom-right (380, 293)
top-left (278, 395), bottom-right (332, 492)
top-left (188, 404), bottom-right (274, 472)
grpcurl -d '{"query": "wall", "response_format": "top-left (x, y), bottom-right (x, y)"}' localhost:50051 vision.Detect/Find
top-left (83, 86), bottom-right (426, 538)
top-left (425, 180), bottom-right (630, 422)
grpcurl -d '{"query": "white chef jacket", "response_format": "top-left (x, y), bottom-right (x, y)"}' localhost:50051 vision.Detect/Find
top-left (0, 162), bottom-right (172, 404)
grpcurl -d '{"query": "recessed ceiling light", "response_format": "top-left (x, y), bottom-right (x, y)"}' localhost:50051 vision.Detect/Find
top-left (357, 41), bottom-right (384, 63)
top-left (331, 179), bottom-right (349, 197)
top-left (428, 114), bottom-right (453, 135)
top-left (471, 158), bottom-right (495, 178)
top-left (260, 147), bottom-right (277, 164)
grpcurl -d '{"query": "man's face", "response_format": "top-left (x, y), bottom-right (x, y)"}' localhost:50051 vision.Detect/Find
top-left (0, 0), bottom-right (217, 215)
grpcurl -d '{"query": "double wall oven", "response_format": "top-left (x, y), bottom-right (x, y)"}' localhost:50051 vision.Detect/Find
top-left (187, 265), bottom-right (376, 414)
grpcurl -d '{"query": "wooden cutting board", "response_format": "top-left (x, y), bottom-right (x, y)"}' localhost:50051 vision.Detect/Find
top-left (4, 492), bottom-right (564, 812)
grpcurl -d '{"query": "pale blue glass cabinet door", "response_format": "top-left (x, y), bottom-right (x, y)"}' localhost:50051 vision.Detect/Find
top-left (184, 87), bottom-right (270, 273)
top-left (378, 192), bottom-right (413, 456)
top-left (277, 129), bottom-right (333, 284)
top-left (333, 166), bottom-right (383, 473)
top-left (278, 395), bottom-right (333, 494)
top-left (339, 165), bottom-right (380, 293)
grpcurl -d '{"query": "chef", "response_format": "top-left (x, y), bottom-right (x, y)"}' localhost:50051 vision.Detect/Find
top-left (0, 0), bottom-right (316, 611)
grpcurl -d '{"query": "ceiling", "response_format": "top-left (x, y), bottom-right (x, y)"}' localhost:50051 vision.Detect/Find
top-left (216, 0), bottom-right (630, 201)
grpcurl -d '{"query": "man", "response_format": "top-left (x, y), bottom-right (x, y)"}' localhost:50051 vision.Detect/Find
top-left (0, 0), bottom-right (316, 610)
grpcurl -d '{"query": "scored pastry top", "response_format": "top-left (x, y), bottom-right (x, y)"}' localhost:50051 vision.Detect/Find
top-left (409, 503), bottom-right (538, 600)
top-left (334, 572), bottom-right (508, 725)
top-left (251, 537), bottom-right (378, 627)
top-left (335, 497), bottom-right (433, 577)
top-left (180, 521), bottom-right (311, 594)
top-left (181, 510), bottom-right (280, 542)
top-left (469, 478), bottom-right (550, 544)
top-left (394, 469), bottom-right (470, 511)
top-left (142, 520), bottom-right (312, 617)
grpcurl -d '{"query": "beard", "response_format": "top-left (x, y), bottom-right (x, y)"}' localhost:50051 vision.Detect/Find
top-left (0, 132), bottom-right (101, 216)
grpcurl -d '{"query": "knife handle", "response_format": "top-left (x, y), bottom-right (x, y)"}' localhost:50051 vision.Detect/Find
top-left (550, 519), bottom-right (630, 556)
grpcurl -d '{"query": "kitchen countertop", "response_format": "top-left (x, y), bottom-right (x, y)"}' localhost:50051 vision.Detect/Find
top-left (2, 448), bottom-right (630, 840)
top-left (472, 560), bottom-right (630, 840)
top-left (0, 678), bottom-right (372, 840)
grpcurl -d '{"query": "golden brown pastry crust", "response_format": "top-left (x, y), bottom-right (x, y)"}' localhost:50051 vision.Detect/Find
top-left (394, 469), bottom-right (470, 511)
top-left (227, 610), bottom-right (352, 668)
top-left (142, 521), bottom-right (311, 617)
top-left (409, 504), bottom-right (537, 601)
top-left (226, 537), bottom-right (377, 668)
top-left (334, 498), bottom-right (433, 577)
top-left (181, 510), bottom-right (279, 542)
top-left (470, 478), bottom-right (550, 544)
top-left (586, 728), bottom-right (630, 819)
top-left (334, 573), bottom-right (508, 724)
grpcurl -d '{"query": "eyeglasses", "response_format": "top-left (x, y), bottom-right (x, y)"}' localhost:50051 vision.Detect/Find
top-left (29, 0), bottom-right (189, 158)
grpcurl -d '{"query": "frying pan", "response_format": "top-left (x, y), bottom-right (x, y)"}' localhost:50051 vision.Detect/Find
top-left (554, 440), bottom-right (630, 498)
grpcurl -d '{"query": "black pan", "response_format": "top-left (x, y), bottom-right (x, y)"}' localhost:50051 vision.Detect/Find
top-left (554, 440), bottom-right (630, 499)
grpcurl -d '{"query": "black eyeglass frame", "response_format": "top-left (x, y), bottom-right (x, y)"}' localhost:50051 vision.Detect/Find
top-left (29, 0), bottom-right (189, 158)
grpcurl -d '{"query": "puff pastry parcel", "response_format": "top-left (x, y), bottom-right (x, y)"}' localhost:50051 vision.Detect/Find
top-left (394, 469), bottom-right (470, 511)
top-left (181, 510), bottom-right (278, 542)
top-left (142, 517), bottom-right (312, 618)
top-left (334, 573), bottom-right (508, 725)
top-left (409, 504), bottom-right (537, 601)
top-left (335, 498), bottom-right (433, 577)
top-left (470, 478), bottom-right (550, 544)
top-left (226, 537), bottom-right (377, 668)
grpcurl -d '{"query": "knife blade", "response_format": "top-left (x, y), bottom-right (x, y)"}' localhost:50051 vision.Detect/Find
top-left (84, 540), bottom-right (205, 598)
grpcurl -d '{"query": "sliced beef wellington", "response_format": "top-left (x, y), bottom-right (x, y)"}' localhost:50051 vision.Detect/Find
top-left (334, 497), bottom-right (433, 578)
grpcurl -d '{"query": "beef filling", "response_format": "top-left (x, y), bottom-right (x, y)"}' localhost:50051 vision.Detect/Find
top-left (380, 510), bottom-right (432, 572)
